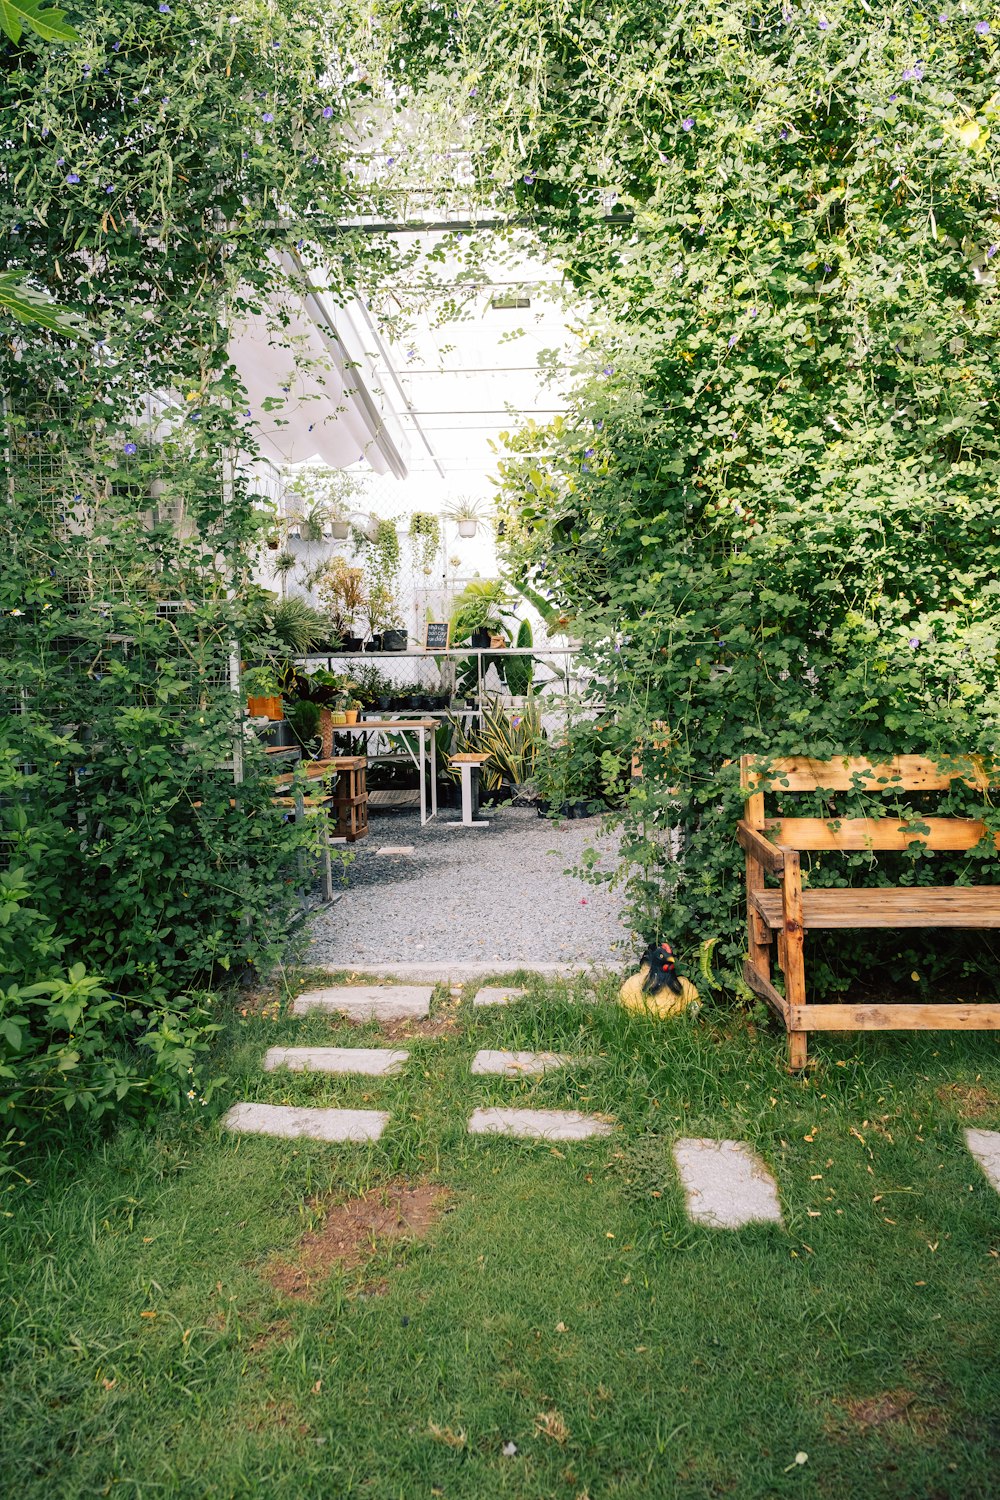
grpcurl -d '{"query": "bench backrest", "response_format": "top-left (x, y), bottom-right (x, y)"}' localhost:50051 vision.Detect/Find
top-left (741, 755), bottom-right (999, 854)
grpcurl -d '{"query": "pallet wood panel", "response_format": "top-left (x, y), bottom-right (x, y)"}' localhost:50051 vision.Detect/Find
top-left (789, 1004), bottom-right (1000, 1031)
top-left (764, 816), bottom-right (999, 852)
top-left (747, 755), bottom-right (994, 792)
top-left (752, 887), bottom-right (1000, 929)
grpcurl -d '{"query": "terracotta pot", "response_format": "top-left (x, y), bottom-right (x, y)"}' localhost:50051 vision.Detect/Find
top-left (344, 709), bottom-right (359, 725)
top-left (247, 695), bottom-right (284, 720)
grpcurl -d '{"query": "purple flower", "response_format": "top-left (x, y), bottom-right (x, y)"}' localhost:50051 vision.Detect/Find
top-left (262, 112), bottom-right (274, 123)
top-left (750, 306), bottom-right (759, 318)
top-left (511, 715), bottom-right (522, 729)
top-left (322, 106), bottom-right (333, 119)
top-left (938, 13), bottom-right (948, 21)
top-left (105, 185), bottom-right (113, 194)
top-left (728, 334), bottom-right (737, 348)
top-left (310, 155), bottom-right (318, 164)
top-left (902, 64), bottom-right (924, 81)
top-left (158, 2), bottom-right (170, 11)
top-left (601, 365), bottom-right (614, 376)
top-left (123, 442), bottom-right (137, 455)
top-left (975, 21), bottom-right (990, 35)
top-left (469, 87), bottom-right (478, 96)
top-left (889, 93), bottom-right (899, 102)
top-left (818, 16), bottom-right (830, 29)
top-left (386, 156), bottom-right (395, 165)
top-left (66, 173), bottom-right (80, 183)
top-left (681, 117), bottom-right (694, 131)
top-left (113, 40), bottom-right (120, 49)
top-left (272, 40), bottom-right (280, 48)
top-left (908, 637), bottom-right (921, 648)
top-left (523, 172), bottom-right (535, 184)
top-left (780, 128), bottom-right (790, 140)
top-left (987, 244), bottom-right (998, 259)
top-left (83, 64), bottom-right (90, 72)
top-left (585, 447), bottom-right (595, 457)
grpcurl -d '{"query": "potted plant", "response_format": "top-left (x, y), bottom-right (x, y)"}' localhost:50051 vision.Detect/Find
top-left (448, 578), bottom-right (516, 649)
top-left (315, 557), bottom-right (366, 650)
top-left (409, 512), bottom-right (441, 572)
top-left (243, 664), bottom-right (284, 721)
top-left (345, 697), bottom-right (362, 725)
top-left (446, 497), bottom-right (485, 538)
top-left (284, 464), bottom-right (362, 543)
top-left (364, 582), bottom-right (406, 651)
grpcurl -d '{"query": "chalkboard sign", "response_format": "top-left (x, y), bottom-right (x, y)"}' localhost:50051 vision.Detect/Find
top-left (424, 621), bottom-right (450, 650)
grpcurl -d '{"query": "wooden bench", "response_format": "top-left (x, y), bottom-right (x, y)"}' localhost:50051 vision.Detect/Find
top-left (272, 756), bottom-right (369, 844)
top-left (737, 754), bottom-right (1000, 1069)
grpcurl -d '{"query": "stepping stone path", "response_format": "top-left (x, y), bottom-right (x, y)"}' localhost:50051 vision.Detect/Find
top-left (964, 1128), bottom-right (1000, 1193)
top-left (291, 985), bottom-right (432, 1022)
top-left (473, 986), bottom-right (527, 1008)
top-left (224, 1102), bottom-right (388, 1143)
top-left (672, 1138), bottom-right (783, 1228)
top-left (471, 1049), bottom-right (575, 1077)
top-left (264, 1046), bottom-right (410, 1076)
top-left (468, 1106), bottom-right (612, 1142)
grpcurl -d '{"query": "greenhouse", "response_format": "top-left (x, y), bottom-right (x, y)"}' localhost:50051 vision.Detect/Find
top-left (2, 2), bottom-right (1000, 1495)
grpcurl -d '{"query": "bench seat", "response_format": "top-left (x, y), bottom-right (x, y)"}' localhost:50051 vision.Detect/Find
top-left (752, 885), bottom-right (1000, 930)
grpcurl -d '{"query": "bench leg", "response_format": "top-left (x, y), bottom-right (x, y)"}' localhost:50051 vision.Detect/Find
top-left (782, 851), bottom-right (808, 1071)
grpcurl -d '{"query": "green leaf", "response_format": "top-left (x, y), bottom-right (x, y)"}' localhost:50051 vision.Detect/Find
top-left (0, 274), bottom-right (85, 335)
top-left (0, 0), bottom-right (81, 43)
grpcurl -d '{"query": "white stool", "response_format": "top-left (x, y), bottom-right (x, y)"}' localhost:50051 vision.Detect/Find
top-left (445, 753), bottom-right (491, 827)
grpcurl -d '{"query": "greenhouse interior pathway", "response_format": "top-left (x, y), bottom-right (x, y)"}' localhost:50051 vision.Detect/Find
top-left (307, 806), bottom-right (631, 972)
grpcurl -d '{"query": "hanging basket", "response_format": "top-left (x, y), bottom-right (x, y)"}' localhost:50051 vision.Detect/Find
top-left (457, 519), bottom-right (477, 538)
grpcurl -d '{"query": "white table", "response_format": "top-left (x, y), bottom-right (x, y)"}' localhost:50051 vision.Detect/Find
top-left (329, 718), bottom-right (438, 825)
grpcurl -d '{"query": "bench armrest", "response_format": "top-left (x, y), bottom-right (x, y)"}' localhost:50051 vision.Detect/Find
top-left (736, 820), bottom-right (786, 874)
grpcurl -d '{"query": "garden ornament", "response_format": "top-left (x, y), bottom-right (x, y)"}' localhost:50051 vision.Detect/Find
top-left (619, 941), bottom-right (700, 1019)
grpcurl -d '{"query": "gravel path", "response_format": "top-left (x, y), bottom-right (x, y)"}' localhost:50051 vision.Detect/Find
top-left (306, 806), bottom-right (635, 970)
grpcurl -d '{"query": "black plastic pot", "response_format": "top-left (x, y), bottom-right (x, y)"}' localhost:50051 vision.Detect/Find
top-left (376, 695), bottom-right (393, 711)
top-left (341, 635), bottom-right (363, 652)
top-left (365, 634), bottom-right (383, 652)
top-left (470, 627), bottom-right (491, 649)
top-left (382, 629), bottom-right (408, 652)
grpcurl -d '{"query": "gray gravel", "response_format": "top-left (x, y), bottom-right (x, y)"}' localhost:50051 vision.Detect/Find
top-left (306, 806), bottom-right (635, 969)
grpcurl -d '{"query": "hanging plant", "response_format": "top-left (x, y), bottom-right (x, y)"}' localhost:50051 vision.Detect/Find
top-left (409, 512), bottom-right (441, 573)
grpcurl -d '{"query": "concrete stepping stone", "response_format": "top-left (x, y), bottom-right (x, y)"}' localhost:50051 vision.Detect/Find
top-left (468, 1107), bottom-right (612, 1141)
top-left (291, 985), bottom-right (432, 1022)
top-left (672, 1138), bottom-right (783, 1228)
top-left (965, 1128), bottom-right (1000, 1193)
top-left (471, 1049), bottom-right (574, 1077)
top-left (263, 1046), bottom-right (409, 1076)
top-left (223, 1102), bottom-right (388, 1142)
top-left (472, 986), bottom-right (527, 1008)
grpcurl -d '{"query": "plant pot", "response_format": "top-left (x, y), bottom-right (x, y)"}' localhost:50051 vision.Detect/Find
top-left (376, 695), bottom-right (393, 712)
top-left (411, 694), bottom-right (428, 710)
top-left (247, 695), bottom-right (284, 720)
top-left (382, 629), bottom-right (408, 652)
top-left (457, 519), bottom-right (477, 538)
top-left (341, 635), bottom-right (363, 652)
top-left (344, 709), bottom-right (359, 725)
top-left (366, 634), bottom-right (383, 652)
top-left (470, 627), bottom-right (491, 649)
top-left (331, 520), bottom-right (350, 540)
top-left (489, 633), bottom-right (506, 649)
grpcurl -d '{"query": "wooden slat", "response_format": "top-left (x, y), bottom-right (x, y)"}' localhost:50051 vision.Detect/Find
top-left (754, 886), bottom-right (1000, 930)
top-left (765, 817), bottom-right (1000, 852)
top-left (742, 959), bottom-right (788, 1020)
top-left (737, 820), bottom-right (786, 873)
top-left (790, 1004), bottom-right (1000, 1031)
top-left (745, 754), bottom-right (993, 792)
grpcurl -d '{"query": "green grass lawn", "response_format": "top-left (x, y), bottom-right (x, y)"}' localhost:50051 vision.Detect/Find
top-left (3, 972), bottom-right (1000, 1499)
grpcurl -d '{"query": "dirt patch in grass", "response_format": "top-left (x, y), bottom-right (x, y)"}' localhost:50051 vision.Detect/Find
top-left (827, 1388), bottom-right (948, 1441)
top-left (262, 1179), bottom-right (453, 1300)
top-left (246, 1319), bottom-right (292, 1355)
top-left (936, 1083), bottom-right (1000, 1120)
top-left (377, 1014), bottom-right (463, 1040)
